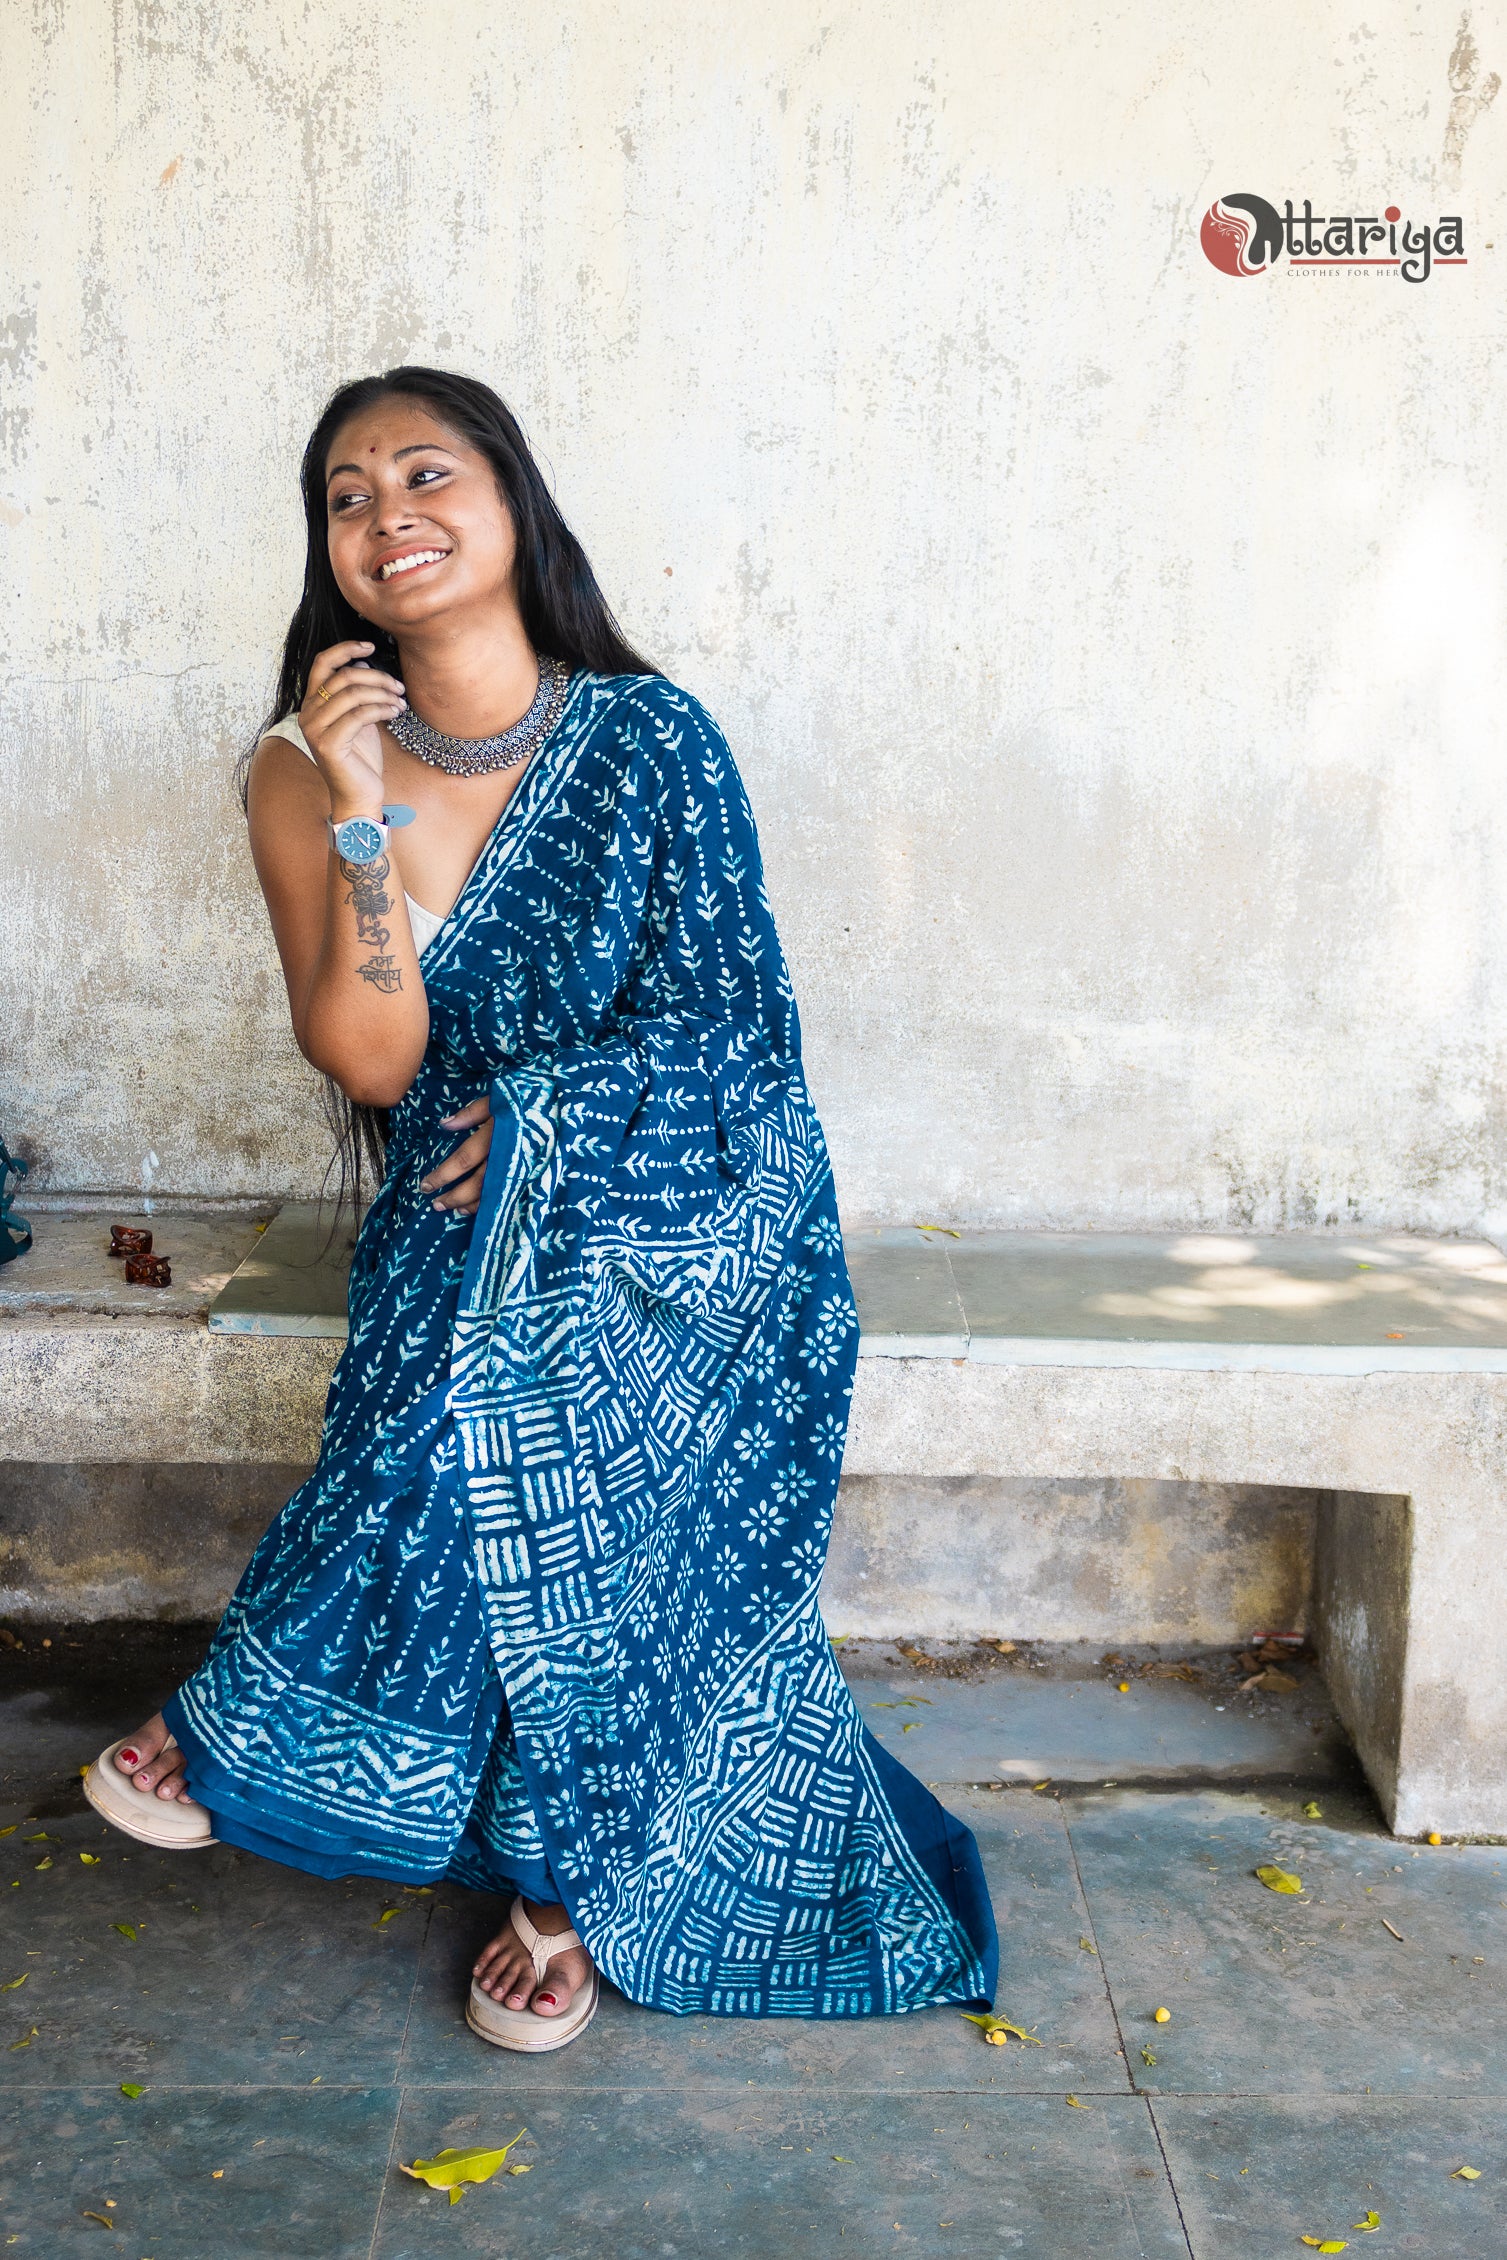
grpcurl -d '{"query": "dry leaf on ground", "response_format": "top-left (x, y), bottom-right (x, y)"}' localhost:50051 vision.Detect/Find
top-left (112, 1923), bottom-right (137, 1942)
top-left (961, 2012), bottom-right (1041, 2045)
top-left (1353, 2213), bottom-right (1380, 2232)
top-left (1451, 2165), bottom-right (1482, 2180)
top-left (1255, 1866), bottom-right (1303, 1895)
top-left (401, 2131), bottom-right (529, 2206)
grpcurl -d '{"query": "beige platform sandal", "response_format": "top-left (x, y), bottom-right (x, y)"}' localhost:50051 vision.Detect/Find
top-left (83, 1736), bottom-right (217, 1849)
top-left (466, 1895), bottom-right (600, 2053)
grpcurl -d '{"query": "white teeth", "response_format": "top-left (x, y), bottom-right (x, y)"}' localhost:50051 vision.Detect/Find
top-left (379, 550), bottom-right (446, 580)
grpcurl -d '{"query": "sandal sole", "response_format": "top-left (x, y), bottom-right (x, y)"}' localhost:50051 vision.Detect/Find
top-left (83, 1737), bottom-right (217, 1849)
top-left (466, 1969), bottom-right (600, 2053)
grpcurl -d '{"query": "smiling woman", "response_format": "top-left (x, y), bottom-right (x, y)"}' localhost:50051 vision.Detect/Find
top-left (82, 366), bottom-right (998, 2050)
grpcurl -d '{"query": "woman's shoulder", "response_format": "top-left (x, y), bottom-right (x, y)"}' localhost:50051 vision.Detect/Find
top-left (577, 671), bottom-right (731, 773)
top-left (258, 712), bottom-right (315, 760)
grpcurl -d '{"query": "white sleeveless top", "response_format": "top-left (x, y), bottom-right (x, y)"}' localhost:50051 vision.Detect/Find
top-left (262, 714), bottom-right (445, 955)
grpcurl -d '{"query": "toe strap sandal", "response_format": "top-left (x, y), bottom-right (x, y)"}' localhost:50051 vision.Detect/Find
top-left (466, 1894), bottom-right (600, 2053)
top-left (83, 1736), bottom-right (217, 1849)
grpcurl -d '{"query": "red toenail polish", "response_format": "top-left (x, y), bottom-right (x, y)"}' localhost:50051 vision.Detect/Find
top-left (120, 1749), bottom-right (140, 1765)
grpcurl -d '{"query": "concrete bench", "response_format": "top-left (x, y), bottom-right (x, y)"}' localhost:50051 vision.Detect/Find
top-left (4, 1209), bottom-right (1507, 1838)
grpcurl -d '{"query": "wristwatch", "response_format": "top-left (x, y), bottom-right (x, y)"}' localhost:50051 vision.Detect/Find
top-left (326, 805), bottom-right (415, 864)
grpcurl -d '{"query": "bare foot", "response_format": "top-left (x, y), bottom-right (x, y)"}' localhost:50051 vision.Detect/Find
top-left (113, 1713), bottom-right (201, 1806)
top-left (472, 1900), bottom-right (591, 2017)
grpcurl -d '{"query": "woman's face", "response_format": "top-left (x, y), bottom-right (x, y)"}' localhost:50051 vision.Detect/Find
top-left (323, 397), bottom-right (518, 638)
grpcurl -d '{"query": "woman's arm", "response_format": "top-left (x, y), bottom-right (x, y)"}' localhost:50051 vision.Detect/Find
top-left (245, 642), bottom-right (428, 1106)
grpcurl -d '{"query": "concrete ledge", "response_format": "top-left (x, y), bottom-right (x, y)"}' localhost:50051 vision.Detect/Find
top-left (5, 1213), bottom-right (1507, 1836)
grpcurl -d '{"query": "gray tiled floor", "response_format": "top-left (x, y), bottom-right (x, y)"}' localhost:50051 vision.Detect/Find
top-left (2, 1630), bottom-right (1503, 2257)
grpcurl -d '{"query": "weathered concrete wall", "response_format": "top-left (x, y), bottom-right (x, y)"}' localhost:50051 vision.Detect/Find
top-left (3, 3), bottom-right (1505, 1227)
top-left (825, 1475), bottom-right (1315, 1647)
top-left (0, 1459), bottom-right (1316, 1644)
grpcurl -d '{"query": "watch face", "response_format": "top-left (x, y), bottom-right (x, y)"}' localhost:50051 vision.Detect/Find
top-left (334, 817), bottom-right (385, 864)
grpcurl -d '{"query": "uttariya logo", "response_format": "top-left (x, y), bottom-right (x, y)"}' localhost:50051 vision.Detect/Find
top-left (1200, 194), bottom-right (1466, 282)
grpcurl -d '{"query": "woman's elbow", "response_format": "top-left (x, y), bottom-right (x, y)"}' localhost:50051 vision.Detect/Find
top-left (295, 1026), bottom-right (424, 1109)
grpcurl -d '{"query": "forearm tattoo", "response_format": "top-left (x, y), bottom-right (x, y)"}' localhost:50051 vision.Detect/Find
top-left (339, 854), bottom-right (404, 993)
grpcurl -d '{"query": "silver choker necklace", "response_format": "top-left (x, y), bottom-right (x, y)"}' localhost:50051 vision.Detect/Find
top-left (387, 655), bottom-right (571, 777)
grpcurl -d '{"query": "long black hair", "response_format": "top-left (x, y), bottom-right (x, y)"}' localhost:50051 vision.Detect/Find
top-left (241, 366), bottom-right (658, 1214)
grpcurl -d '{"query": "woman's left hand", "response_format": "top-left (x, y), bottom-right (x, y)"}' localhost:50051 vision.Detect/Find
top-left (421, 1097), bottom-right (493, 1214)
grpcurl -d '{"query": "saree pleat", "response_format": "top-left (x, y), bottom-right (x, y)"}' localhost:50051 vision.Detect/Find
top-left (166, 673), bottom-right (998, 2016)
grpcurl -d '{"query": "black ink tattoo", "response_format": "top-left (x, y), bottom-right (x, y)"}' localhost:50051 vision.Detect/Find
top-left (339, 853), bottom-right (404, 993)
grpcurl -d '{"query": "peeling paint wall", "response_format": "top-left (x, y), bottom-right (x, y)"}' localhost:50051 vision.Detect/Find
top-left (3, 2), bottom-right (1506, 1226)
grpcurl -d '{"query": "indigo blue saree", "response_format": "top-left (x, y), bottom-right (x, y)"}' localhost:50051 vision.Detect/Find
top-left (167, 672), bottom-right (997, 2017)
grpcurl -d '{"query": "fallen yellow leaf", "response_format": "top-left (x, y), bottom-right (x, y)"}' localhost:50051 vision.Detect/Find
top-left (0, 1826), bottom-right (14, 1838)
top-left (80, 1853), bottom-right (100, 1865)
top-left (508, 2163), bottom-right (532, 2175)
top-left (1452, 2165), bottom-right (1481, 2180)
top-left (112, 1924), bottom-right (136, 1942)
top-left (9, 2027), bottom-right (37, 2051)
top-left (1065, 2094), bottom-right (1088, 2109)
top-left (961, 2012), bottom-right (1042, 2045)
top-left (901, 1722), bottom-right (921, 1733)
top-left (1255, 1865), bottom-right (1303, 1895)
top-left (400, 2131), bottom-right (528, 2202)
top-left (1140, 2047), bottom-right (1156, 2066)
top-left (1, 1975), bottom-right (26, 1991)
top-left (832, 2155), bottom-right (853, 2163)
top-left (1299, 2241), bottom-right (1347, 2253)
top-left (120, 2083), bottom-right (144, 2099)
top-left (1303, 1802), bottom-right (1323, 1820)
top-left (81, 2211), bottom-right (116, 2231)
top-left (373, 1908), bottom-right (402, 1929)
top-left (1079, 1938), bottom-right (1098, 1955)
top-left (34, 1858), bottom-right (52, 1872)
top-left (1353, 2213), bottom-right (1380, 2232)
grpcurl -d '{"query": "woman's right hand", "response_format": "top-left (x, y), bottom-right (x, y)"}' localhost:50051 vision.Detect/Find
top-left (298, 641), bottom-right (407, 818)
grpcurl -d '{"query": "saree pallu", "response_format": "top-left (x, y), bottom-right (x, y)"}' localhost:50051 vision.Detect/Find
top-left (167, 672), bottom-right (998, 2017)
